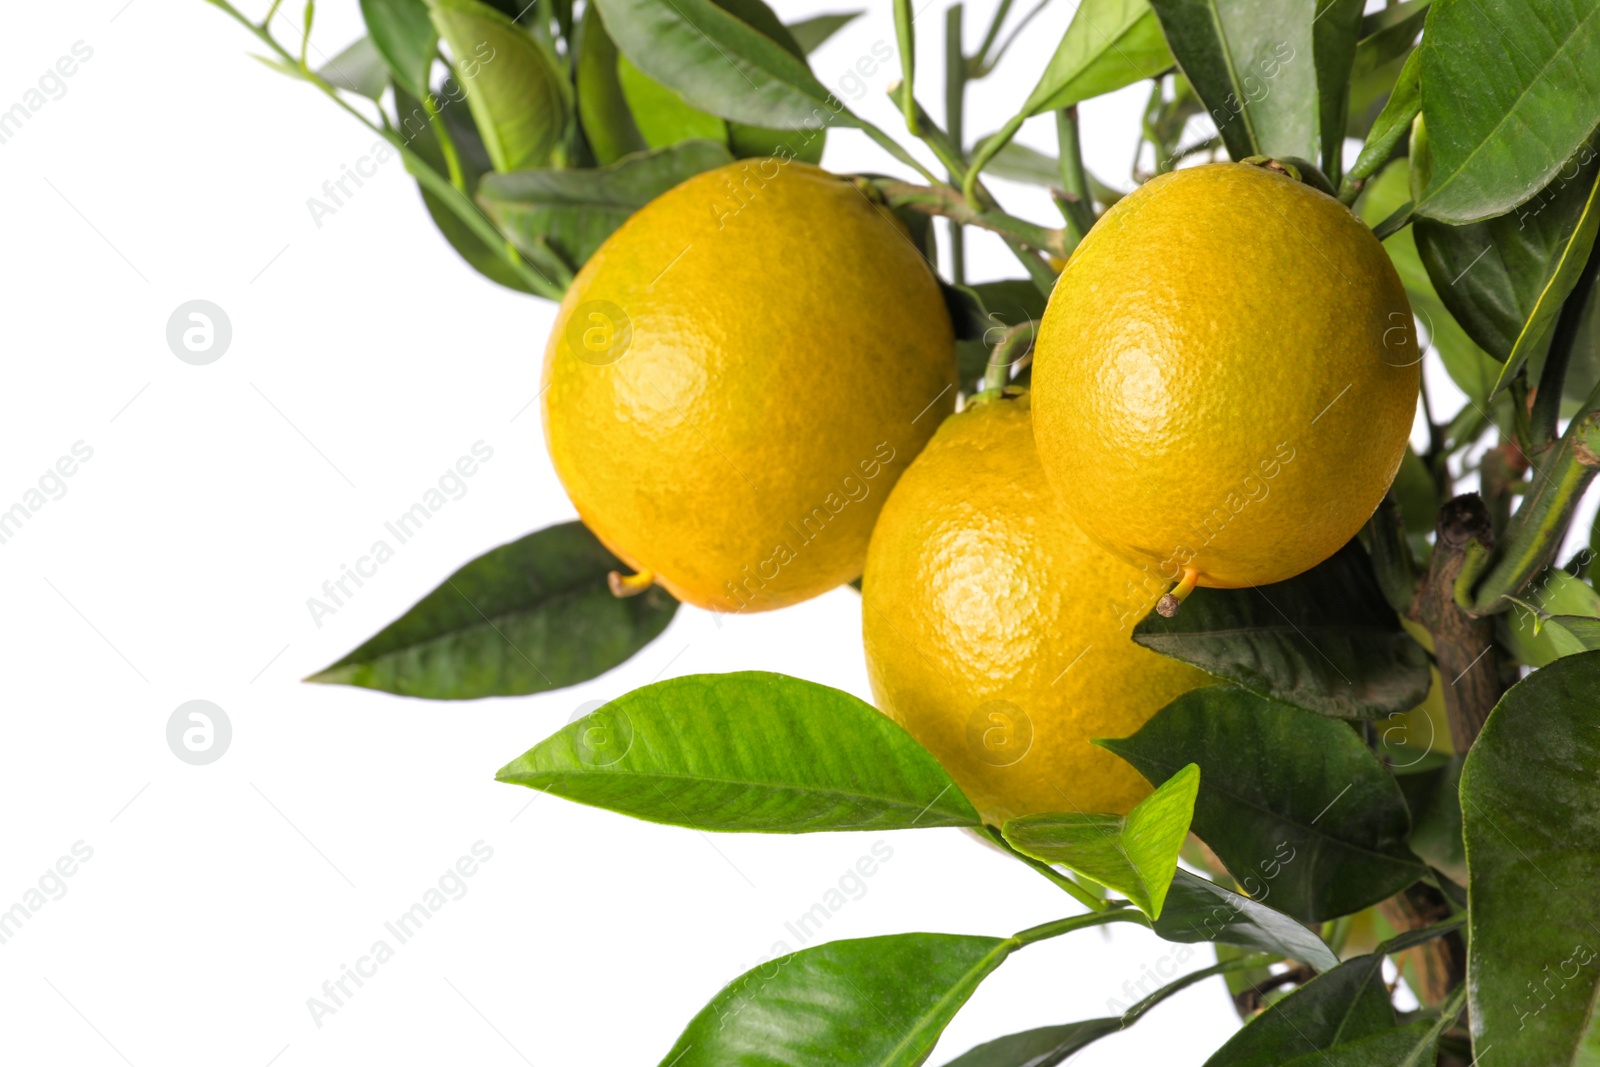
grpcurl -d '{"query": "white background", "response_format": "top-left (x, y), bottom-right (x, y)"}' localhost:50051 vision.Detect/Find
top-left (0, 2), bottom-right (1460, 1065)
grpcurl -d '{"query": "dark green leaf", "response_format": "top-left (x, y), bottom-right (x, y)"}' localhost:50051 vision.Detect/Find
top-left (592, 0), bottom-right (846, 130)
top-left (1004, 764), bottom-right (1198, 919)
top-left (319, 35), bottom-right (390, 99)
top-left (941, 1019), bottom-right (1123, 1067)
top-left (712, 0), bottom-right (805, 51)
top-left (479, 140), bottom-right (733, 270)
top-left (429, 0), bottom-right (572, 171)
top-left (1153, 870), bottom-right (1339, 971)
top-left (1313, 0), bottom-right (1366, 184)
top-left (1201, 953), bottom-right (1395, 1067)
top-left (1133, 540), bottom-right (1431, 719)
top-left (1102, 686), bottom-right (1427, 922)
top-left (1359, 159), bottom-right (1502, 401)
top-left (941, 280), bottom-right (990, 344)
top-left (966, 279), bottom-right (1048, 326)
top-left (307, 522), bottom-right (676, 699)
top-left (1146, 0), bottom-right (1318, 161)
top-left (1415, 142), bottom-right (1600, 397)
top-left (599, 0), bottom-right (828, 163)
top-left (1461, 651), bottom-right (1600, 1066)
top-left (392, 84), bottom-right (544, 293)
top-left (1277, 1018), bottom-right (1440, 1067)
top-left (361, 0), bottom-right (437, 98)
top-left (1391, 446), bottom-right (1439, 545)
top-left (1414, 0), bottom-right (1600, 222)
top-left (497, 671), bottom-right (982, 832)
top-left (1346, 46), bottom-right (1419, 188)
top-left (950, 280), bottom-right (1046, 385)
top-left (787, 11), bottom-right (862, 54)
top-left (658, 934), bottom-right (1013, 1067)
top-left (714, 0), bottom-right (827, 163)
top-left (1562, 277), bottom-right (1600, 413)
top-left (574, 2), bottom-right (647, 164)
top-left (1396, 755), bottom-right (1466, 886)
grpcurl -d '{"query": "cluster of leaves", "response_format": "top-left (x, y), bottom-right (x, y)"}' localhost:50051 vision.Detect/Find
top-left (209, 0), bottom-right (1600, 1062)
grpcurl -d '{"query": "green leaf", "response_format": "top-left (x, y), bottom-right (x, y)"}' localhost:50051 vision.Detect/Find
top-left (574, 2), bottom-right (647, 164)
top-left (1003, 764), bottom-right (1198, 919)
top-left (941, 1019), bottom-right (1124, 1067)
top-left (1133, 540), bottom-right (1431, 720)
top-left (1312, 0), bottom-right (1366, 184)
top-left (392, 84), bottom-right (544, 293)
top-left (616, 54), bottom-right (729, 147)
top-left (307, 522), bottom-right (676, 699)
top-left (1359, 159), bottom-right (1502, 402)
top-left (1413, 0), bottom-right (1600, 222)
top-left (318, 35), bottom-right (390, 99)
top-left (1346, 46), bottom-right (1419, 188)
top-left (361, 0), bottom-right (436, 98)
top-left (1396, 755), bottom-right (1466, 886)
top-left (1277, 1018), bottom-right (1440, 1067)
top-left (658, 934), bottom-right (1013, 1067)
top-left (598, 0), bottom-right (828, 164)
top-left (1101, 686), bottom-right (1428, 922)
top-left (965, 0), bottom-right (1171, 188)
top-left (428, 0), bottom-right (572, 171)
top-left (1391, 446), bottom-right (1439, 547)
top-left (1201, 953), bottom-right (1396, 1067)
top-left (1023, 0), bottom-right (1173, 115)
top-left (1462, 651), bottom-right (1600, 1066)
top-left (788, 10), bottom-right (862, 54)
top-left (1545, 613), bottom-right (1600, 650)
top-left (1415, 143), bottom-right (1600, 398)
top-left (1153, 869), bottom-right (1339, 971)
top-left (1359, 0), bottom-right (1430, 39)
top-left (1345, 1), bottom-right (1426, 141)
top-left (592, 0), bottom-right (849, 130)
top-left (1498, 568), bottom-right (1600, 666)
top-left (1146, 0), bottom-right (1318, 162)
top-left (480, 140), bottom-right (734, 270)
top-left (497, 671), bottom-right (983, 832)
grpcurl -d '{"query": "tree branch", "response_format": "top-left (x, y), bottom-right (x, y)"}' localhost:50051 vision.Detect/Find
top-left (1413, 494), bottom-right (1501, 751)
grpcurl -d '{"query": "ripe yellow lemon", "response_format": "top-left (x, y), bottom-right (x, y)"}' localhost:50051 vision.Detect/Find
top-left (861, 393), bottom-right (1212, 824)
top-left (1031, 162), bottom-right (1419, 591)
top-left (543, 160), bottom-right (956, 613)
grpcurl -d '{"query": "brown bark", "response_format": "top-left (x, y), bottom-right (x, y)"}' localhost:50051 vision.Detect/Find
top-left (1378, 883), bottom-right (1467, 1006)
top-left (1412, 494), bottom-right (1501, 751)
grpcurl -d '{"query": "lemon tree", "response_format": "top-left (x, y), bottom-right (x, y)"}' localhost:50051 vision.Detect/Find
top-left (213, 0), bottom-right (1600, 1063)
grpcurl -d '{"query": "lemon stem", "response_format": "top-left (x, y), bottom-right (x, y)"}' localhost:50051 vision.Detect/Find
top-left (1156, 569), bottom-right (1199, 618)
top-left (607, 568), bottom-right (655, 598)
top-left (982, 320), bottom-right (1038, 394)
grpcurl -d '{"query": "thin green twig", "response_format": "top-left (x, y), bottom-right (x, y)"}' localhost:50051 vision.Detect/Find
top-left (984, 825), bottom-right (1110, 911)
top-left (1013, 908), bottom-right (1146, 945)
